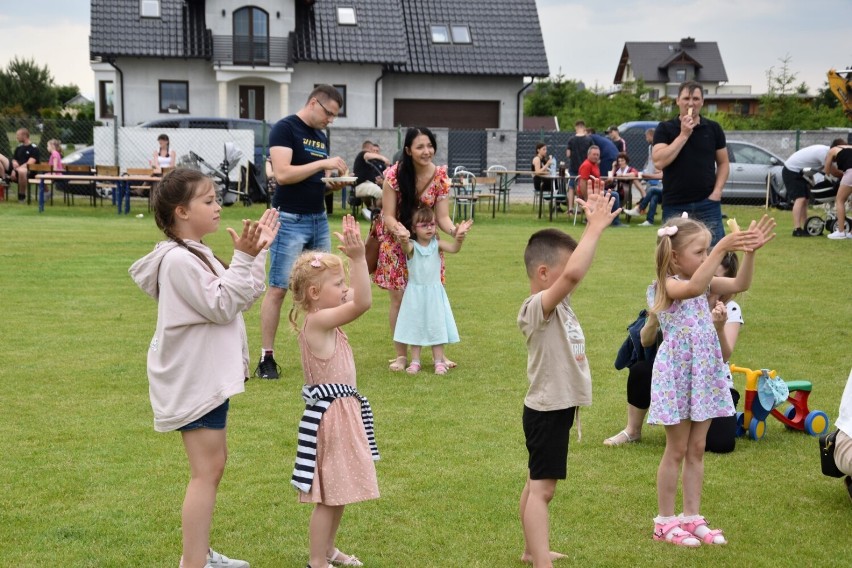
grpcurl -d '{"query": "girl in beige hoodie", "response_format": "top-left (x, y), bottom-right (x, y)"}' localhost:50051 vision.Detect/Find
top-left (130, 169), bottom-right (279, 568)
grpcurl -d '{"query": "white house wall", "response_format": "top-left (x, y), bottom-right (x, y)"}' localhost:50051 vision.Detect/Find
top-left (289, 63), bottom-right (384, 127)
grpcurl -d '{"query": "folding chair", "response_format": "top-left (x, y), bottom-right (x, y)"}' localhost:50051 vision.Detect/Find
top-left (451, 170), bottom-right (478, 221)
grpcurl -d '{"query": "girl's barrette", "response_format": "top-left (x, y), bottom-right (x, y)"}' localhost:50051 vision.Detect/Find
top-left (310, 254), bottom-right (323, 268)
top-left (657, 226), bottom-right (679, 238)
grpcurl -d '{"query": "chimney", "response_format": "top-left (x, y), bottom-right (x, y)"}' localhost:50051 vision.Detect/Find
top-left (680, 37), bottom-right (696, 48)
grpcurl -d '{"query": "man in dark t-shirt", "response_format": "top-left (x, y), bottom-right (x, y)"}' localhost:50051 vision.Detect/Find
top-left (566, 120), bottom-right (592, 189)
top-left (11, 128), bottom-right (40, 202)
top-left (652, 81), bottom-right (729, 245)
top-left (352, 139), bottom-right (390, 219)
top-left (255, 85), bottom-right (348, 379)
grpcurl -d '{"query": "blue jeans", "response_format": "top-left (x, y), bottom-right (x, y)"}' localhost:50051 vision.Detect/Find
top-left (638, 187), bottom-right (662, 223)
top-left (268, 211), bottom-right (331, 289)
top-left (663, 198), bottom-right (724, 246)
top-left (608, 190), bottom-right (624, 226)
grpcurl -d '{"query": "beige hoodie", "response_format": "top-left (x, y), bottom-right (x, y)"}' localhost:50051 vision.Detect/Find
top-left (129, 240), bottom-right (267, 431)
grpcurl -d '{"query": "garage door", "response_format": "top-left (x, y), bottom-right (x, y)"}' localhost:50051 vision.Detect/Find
top-left (394, 99), bottom-right (500, 129)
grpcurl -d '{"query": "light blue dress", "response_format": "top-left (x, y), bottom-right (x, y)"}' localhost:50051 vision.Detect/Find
top-left (393, 237), bottom-right (459, 347)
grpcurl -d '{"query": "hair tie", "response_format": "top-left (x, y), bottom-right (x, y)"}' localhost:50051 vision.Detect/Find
top-left (310, 254), bottom-right (323, 268)
top-left (657, 226), bottom-right (679, 238)
top-left (681, 211), bottom-right (689, 218)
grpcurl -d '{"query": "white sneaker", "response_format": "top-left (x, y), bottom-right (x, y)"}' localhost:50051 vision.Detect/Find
top-left (638, 220), bottom-right (654, 226)
top-left (361, 208), bottom-right (372, 221)
top-left (207, 549), bottom-right (249, 568)
top-left (624, 207), bottom-right (640, 217)
top-left (827, 230), bottom-right (848, 240)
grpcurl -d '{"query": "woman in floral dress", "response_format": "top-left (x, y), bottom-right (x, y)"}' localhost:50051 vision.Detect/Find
top-left (373, 127), bottom-right (461, 371)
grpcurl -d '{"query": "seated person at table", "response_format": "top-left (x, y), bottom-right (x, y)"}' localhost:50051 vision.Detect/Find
top-left (578, 145), bottom-right (624, 226)
top-left (532, 142), bottom-right (554, 204)
top-left (11, 128), bottom-right (40, 202)
top-left (353, 139), bottom-right (390, 220)
top-left (609, 152), bottom-right (645, 206)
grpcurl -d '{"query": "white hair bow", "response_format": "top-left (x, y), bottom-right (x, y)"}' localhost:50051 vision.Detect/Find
top-left (657, 226), bottom-right (679, 238)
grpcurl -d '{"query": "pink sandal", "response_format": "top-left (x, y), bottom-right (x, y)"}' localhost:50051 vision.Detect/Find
top-left (406, 360), bottom-right (421, 374)
top-left (680, 516), bottom-right (727, 545)
top-left (653, 519), bottom-right (701, 547)
top-left (434, 361), bottom-right (448, 375)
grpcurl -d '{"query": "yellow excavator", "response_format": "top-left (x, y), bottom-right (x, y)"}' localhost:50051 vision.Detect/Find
top-left (827, 68), bottom-right (852, 120)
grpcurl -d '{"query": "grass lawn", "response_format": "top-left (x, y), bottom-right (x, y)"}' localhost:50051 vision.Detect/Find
top-left (0, 197), bottom-right (850, 567)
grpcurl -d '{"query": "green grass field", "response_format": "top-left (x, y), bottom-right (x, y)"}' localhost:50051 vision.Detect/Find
top-left (1, 197), bottom-right (850, 567)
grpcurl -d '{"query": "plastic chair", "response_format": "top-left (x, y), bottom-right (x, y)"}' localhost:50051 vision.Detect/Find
top-left (486, 165), bottom-right (510, 213)
top-left (451, 170), bottom-right (478, 221)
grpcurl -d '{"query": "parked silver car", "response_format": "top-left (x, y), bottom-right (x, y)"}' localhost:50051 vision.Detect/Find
top-left (725, 140), bottom-right (786, 202)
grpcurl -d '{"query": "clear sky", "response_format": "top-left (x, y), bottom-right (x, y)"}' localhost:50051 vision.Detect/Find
top-left (0, 0), bottom-right (849, 100)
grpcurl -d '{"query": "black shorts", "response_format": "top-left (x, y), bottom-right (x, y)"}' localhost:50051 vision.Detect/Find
top-left (523, 405), bottom-right (576, 480)
top-left (781, 167), bottom-right (809, 201)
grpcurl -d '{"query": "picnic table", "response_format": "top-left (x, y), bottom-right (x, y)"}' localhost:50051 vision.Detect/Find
top-left (36, 173), bottom-right (162, 214)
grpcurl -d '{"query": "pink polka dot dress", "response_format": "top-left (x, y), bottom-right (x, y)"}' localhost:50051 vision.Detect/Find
top-left (297, 326), bottom-right (380, 506)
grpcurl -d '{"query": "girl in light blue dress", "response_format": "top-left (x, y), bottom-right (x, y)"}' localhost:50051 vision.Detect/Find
top-left (393, 207), bottom-right (473, 375)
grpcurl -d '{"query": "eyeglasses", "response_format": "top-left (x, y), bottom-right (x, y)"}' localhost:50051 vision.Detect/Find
top-left (314, 98), bottom-right (338, 119)
top-left (415, 222), bottom-right (436, 229)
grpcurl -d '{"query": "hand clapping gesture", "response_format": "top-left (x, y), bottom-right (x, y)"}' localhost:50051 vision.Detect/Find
top-left (454, 219), bottom-right (474, 241)
top-left (228, 208), bottom-right (280, 256)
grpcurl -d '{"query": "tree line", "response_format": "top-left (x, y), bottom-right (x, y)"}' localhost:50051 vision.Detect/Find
top-left (525, 61), bottom-right (847, 133)
top-left (0, 57), bottom-right (93, 119)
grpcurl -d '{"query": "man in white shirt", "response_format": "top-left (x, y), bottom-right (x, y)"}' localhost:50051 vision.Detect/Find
top-left (834, 368), bottom-right (852, 502)
top-left (782, 139), bottom-right (846, 237)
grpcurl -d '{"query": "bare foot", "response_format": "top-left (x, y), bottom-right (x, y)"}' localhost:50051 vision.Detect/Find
top-left (520, 551), bottom-right (567, 564)
top-left (445, 358), bottom-right (457, 368)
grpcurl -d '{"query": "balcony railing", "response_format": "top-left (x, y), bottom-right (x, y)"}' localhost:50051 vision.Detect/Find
top-left (212, 35), bottom-right (290, 67)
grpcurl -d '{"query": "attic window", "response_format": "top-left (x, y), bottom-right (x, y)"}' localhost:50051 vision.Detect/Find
top-left (140, 0), bottom-right (160, 18)
top-left (450, 25), bottom-right (471, 44)
top-left (430, 25), bottom-right (450, 44)
top-left (337, 7), bottom-right (357, 26)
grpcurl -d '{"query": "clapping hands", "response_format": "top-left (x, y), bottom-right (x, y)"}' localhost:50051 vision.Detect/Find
top-left (228, 208), bottom-right (280, 256)
top-left (576, 178), bottom-right (620, 230)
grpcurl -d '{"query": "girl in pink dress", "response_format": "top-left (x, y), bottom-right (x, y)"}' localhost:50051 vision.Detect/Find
top-left (373, 127), bottom-right (462, 371)
top-left (648, 214), bottom-right (775, 548)
top-left (289, 215), bottom-right (379, 568)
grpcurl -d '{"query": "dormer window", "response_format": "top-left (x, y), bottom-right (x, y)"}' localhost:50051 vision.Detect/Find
top-left (450, 25), bottom-right (471, 44)
top-left (337, 7), bottom-right (357, 26)
top-left (140, 0), bottom-right (160, 18)
top-left (430, 24), bottom-right (471, 44)
top-left (430, 25), bottom-right (450, 44)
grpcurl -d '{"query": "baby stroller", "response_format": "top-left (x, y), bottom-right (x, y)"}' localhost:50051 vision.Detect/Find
top-left (189, 143), bottom-right (260, 207)
top-left (803, 169), bottom-right (851, 236)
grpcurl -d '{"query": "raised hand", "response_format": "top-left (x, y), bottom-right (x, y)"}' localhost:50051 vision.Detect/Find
top-left (255, 208), bottom-right (280, 250)
top-left (455, 218), bottom-right (474, 240)
top-left (334, 214), bottom-right (365, 259)
top-left (228, 218), bottom-right (268, 257)
top-left (577, 181), bottom-right (620, 229)
top-left (745, 214), bottom-right (777, 251)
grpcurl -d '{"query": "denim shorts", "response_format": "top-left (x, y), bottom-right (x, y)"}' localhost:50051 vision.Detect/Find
top-left (268, 210), bottom-right (331, 289)
top-left (178, 399), bottom-right (230, 432)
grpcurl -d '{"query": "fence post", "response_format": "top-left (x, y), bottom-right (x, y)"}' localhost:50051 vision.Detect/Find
top-left (795, 129), bottom-right (801, 152)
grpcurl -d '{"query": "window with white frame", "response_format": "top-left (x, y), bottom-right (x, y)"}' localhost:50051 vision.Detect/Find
top-left (450, 25), bottom-right (471, 44)
top-left (430, 25), bottom-right (450, 44)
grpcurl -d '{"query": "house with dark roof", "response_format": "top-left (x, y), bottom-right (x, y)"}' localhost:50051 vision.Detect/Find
top-left (613, 37), bottom-right (765, 115)
top-left (89, 0), bottom-right (550, 129)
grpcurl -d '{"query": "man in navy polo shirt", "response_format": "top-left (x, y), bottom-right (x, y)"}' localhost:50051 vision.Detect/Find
top-left (255, 85), bottom-right (348, 379)
top-left (652, 81), bottom-right (729, 246)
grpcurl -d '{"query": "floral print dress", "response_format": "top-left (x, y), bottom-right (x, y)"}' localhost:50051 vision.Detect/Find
top-left (372, 163), bottom-right (450, 290)
top-left (646, 278), bottom-right (735, 425)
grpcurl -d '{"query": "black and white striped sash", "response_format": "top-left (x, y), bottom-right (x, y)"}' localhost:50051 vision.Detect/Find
top-left (291, 383), bottom-right (379, 492)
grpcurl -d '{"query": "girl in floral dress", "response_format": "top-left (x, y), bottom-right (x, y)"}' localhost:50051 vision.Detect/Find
top-left (372, 127), bottom-right (462, 371)
top-left (647, 214), bottom-right (775, 547)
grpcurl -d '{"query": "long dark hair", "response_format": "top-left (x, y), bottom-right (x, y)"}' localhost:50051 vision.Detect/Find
top-left (151, 168), bottom-right (228, 274)
top-left (397, 127), bottom-right (437, 232)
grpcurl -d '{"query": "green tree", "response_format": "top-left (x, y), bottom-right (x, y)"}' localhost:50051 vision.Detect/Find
top-left (54, 84), bottom-right (81, 107)
top-left (0, 57), bottom-right (58, 116)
